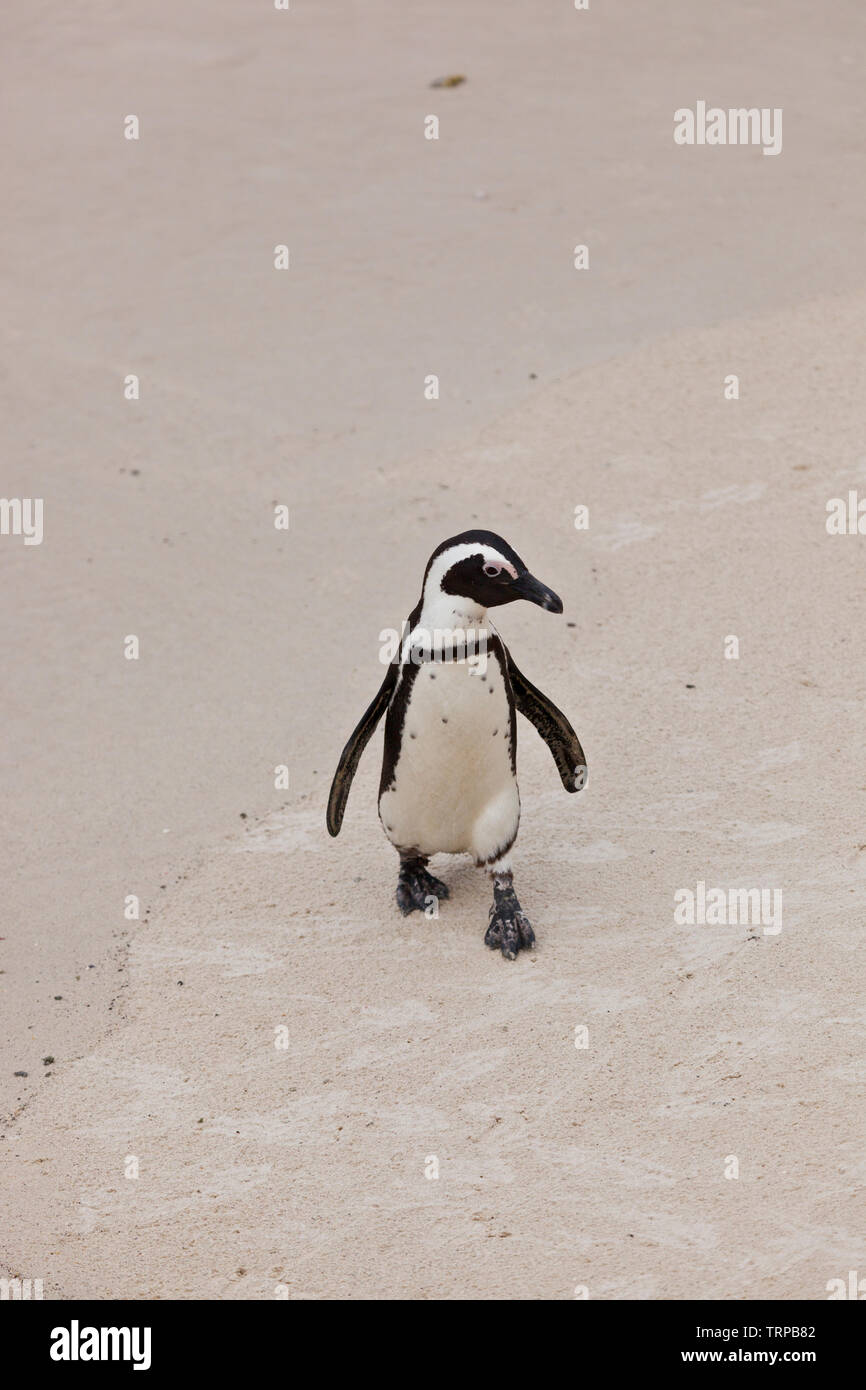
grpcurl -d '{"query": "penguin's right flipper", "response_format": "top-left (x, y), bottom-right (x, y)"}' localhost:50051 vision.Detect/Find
top-left (506, 655), bottom-right (587, 793)
top-left (327, 665), bottom-right (397, 836)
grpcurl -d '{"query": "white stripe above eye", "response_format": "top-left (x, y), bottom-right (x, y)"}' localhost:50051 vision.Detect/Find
top-left (423, 544), bottom-right (516, 601)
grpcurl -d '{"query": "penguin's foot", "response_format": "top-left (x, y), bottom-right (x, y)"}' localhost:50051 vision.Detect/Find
top-left (485, 874), bottom-right (535, 959)
top-left (396, 857), bottom-right (450, 916)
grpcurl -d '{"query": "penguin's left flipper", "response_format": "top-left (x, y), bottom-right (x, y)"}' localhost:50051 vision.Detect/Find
top-left (507, 655), bottom-right (587, 793)
top-left (327, 664), bottom-right (397, 837)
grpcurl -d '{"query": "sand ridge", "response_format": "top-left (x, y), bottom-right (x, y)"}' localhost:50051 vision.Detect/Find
top-left (2, 289), bottom-right (865, 1297)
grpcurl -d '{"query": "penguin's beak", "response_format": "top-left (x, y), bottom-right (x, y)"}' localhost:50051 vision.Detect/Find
top-left (512, 571), bottom-right (564, 614)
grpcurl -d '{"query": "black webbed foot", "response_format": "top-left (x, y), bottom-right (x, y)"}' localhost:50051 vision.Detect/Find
top-left (396, 857), bottom-right (450, 916)
top-left (485, 875), bottom-right (535, 959)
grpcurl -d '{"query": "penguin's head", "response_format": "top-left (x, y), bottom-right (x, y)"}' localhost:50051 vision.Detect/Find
top-left (421, 530), bottom-right (563, 616)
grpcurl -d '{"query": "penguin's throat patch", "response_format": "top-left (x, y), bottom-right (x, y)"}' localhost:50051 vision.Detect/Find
top-left (404, 623), bottom-right (492, 668)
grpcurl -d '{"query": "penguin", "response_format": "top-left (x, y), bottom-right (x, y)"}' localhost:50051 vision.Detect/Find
top-left (327, 530), bottom-right (587, 959)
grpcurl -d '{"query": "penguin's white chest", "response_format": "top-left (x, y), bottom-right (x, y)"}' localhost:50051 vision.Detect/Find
top-left (379, 655), bottom-right (519, 862)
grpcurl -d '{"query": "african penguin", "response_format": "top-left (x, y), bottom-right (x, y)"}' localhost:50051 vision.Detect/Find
top-left (327, 530), bottom-right (587, 959)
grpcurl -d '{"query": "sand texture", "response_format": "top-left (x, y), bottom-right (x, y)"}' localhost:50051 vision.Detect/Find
top-left (2, 1), bottom-right (865, 1299)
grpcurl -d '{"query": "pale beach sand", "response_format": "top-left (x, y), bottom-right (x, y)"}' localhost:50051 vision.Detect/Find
top-left (1, 1), bottom-right (865, 1299)
top-left (3, 290), bottom-right (866, 1298)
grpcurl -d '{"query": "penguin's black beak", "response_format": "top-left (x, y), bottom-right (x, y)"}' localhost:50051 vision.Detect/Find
top-left (512, 571), bottom-right (564, 614)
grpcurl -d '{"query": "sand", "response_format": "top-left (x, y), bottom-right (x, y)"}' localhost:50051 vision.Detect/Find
top-left (1, 1), bottom-right (865, 1299)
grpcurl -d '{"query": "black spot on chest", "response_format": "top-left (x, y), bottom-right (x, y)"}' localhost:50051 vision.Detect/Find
top-left (379, 629), bottom-right (517, 797)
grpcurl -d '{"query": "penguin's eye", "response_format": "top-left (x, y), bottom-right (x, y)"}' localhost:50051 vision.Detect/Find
top-left (483, 564), bottom-right (503, 578)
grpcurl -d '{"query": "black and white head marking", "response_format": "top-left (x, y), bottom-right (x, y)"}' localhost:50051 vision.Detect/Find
top-left (413, 529), bottom-right (563, 636)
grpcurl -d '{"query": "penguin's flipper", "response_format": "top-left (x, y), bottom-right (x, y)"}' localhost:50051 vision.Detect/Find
top-left (327, 665), bottom-right (398, 836)
top-left (506, 655), bottom-right (587, 793)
